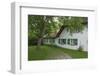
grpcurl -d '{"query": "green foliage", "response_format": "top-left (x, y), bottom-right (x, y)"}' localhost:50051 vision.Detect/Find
top-left (58, 16), bottom-right (87, 33)
top-left (28, 15), bottom-right (88, 42)
top-left (28, 15), bottom-right (58, 39)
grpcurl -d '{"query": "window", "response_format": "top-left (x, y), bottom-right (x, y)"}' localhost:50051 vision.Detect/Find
top-left (45, 39), bottom-right (48, 43)
top-left (46, 39), bottom-right (48, 42)
top-left (67, 39), bottom-right (78, 46)
top-left (58, 39), bottom-right (66, 45)
top-left (50, 39), bottom-right (55, 43)
top-left (67, 39), bottom-right (70, 45)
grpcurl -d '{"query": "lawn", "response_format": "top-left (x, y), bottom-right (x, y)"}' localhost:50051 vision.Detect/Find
top-left (28, 45), bottom-right (88, 61)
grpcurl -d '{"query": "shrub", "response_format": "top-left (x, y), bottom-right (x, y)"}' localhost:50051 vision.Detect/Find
top-left (78, 46), bottom-right (83, 52)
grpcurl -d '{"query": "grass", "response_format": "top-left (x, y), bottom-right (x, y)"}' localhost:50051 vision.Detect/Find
top-left (28, 45), bottom-right (88, 61)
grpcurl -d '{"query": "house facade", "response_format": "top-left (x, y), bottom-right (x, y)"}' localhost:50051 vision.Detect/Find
top-left (43, 26), bottom-right (88, 51)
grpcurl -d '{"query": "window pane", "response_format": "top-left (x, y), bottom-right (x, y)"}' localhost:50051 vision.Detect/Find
top-left (58, 39), bottom-right (60, 44)
top-left (62, 39), bottom-right (66, 44)
top-left (72, 39), bottom-right (78, 46)
top-left (67, 39), bottom-right (78, 46)
top-left (50, 39), bottom-right (55, 43)
top-left (67, 39), bottom-right (70, 45)
top-left (58, 39), bottom-right (66, 45)
top-left (74, 39), bottom-right (77, 45)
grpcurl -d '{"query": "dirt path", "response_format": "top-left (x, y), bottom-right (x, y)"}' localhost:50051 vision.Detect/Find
top-left (48, 51), bottom-right (72, 59)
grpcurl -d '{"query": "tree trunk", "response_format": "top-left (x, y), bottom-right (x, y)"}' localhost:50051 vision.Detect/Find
top-left (37, 16), bottom-right (47, 46)
top-left (37, 38), bottom-right (43, 46)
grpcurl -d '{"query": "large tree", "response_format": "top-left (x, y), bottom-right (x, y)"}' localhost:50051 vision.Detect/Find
top-left (28, 15), bottom-right (58, 46)
top-left (58, 16), bottom-right (87, 33)
top-left (28, 15), bottom-right (87, 46)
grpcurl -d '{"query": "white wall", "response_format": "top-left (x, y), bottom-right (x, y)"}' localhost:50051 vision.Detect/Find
top-left (55, 28), bottom-right (88, 51)
top-left (0, 0), bottom-right (99, 76)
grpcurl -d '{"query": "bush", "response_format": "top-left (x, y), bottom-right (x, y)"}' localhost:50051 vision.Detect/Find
top-left (28, 38), bottom-right (44, 46)
top-left (28, 38), bottom-right (38, 46)
top-left (78, 46), bottom-right (83, 52)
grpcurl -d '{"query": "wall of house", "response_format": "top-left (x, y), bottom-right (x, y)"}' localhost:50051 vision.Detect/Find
top-left (43, 27), bottom-right (88, 51)
top-left (55, 28), bottom-right (88, 51)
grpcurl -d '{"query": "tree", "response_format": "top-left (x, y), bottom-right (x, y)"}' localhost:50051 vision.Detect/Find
top-left (28, 15), bottom-right (88, 46)
top-left (58, 16), bottom-right (87, 33)
top-left (28, 15), bottom-right (58, 46)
